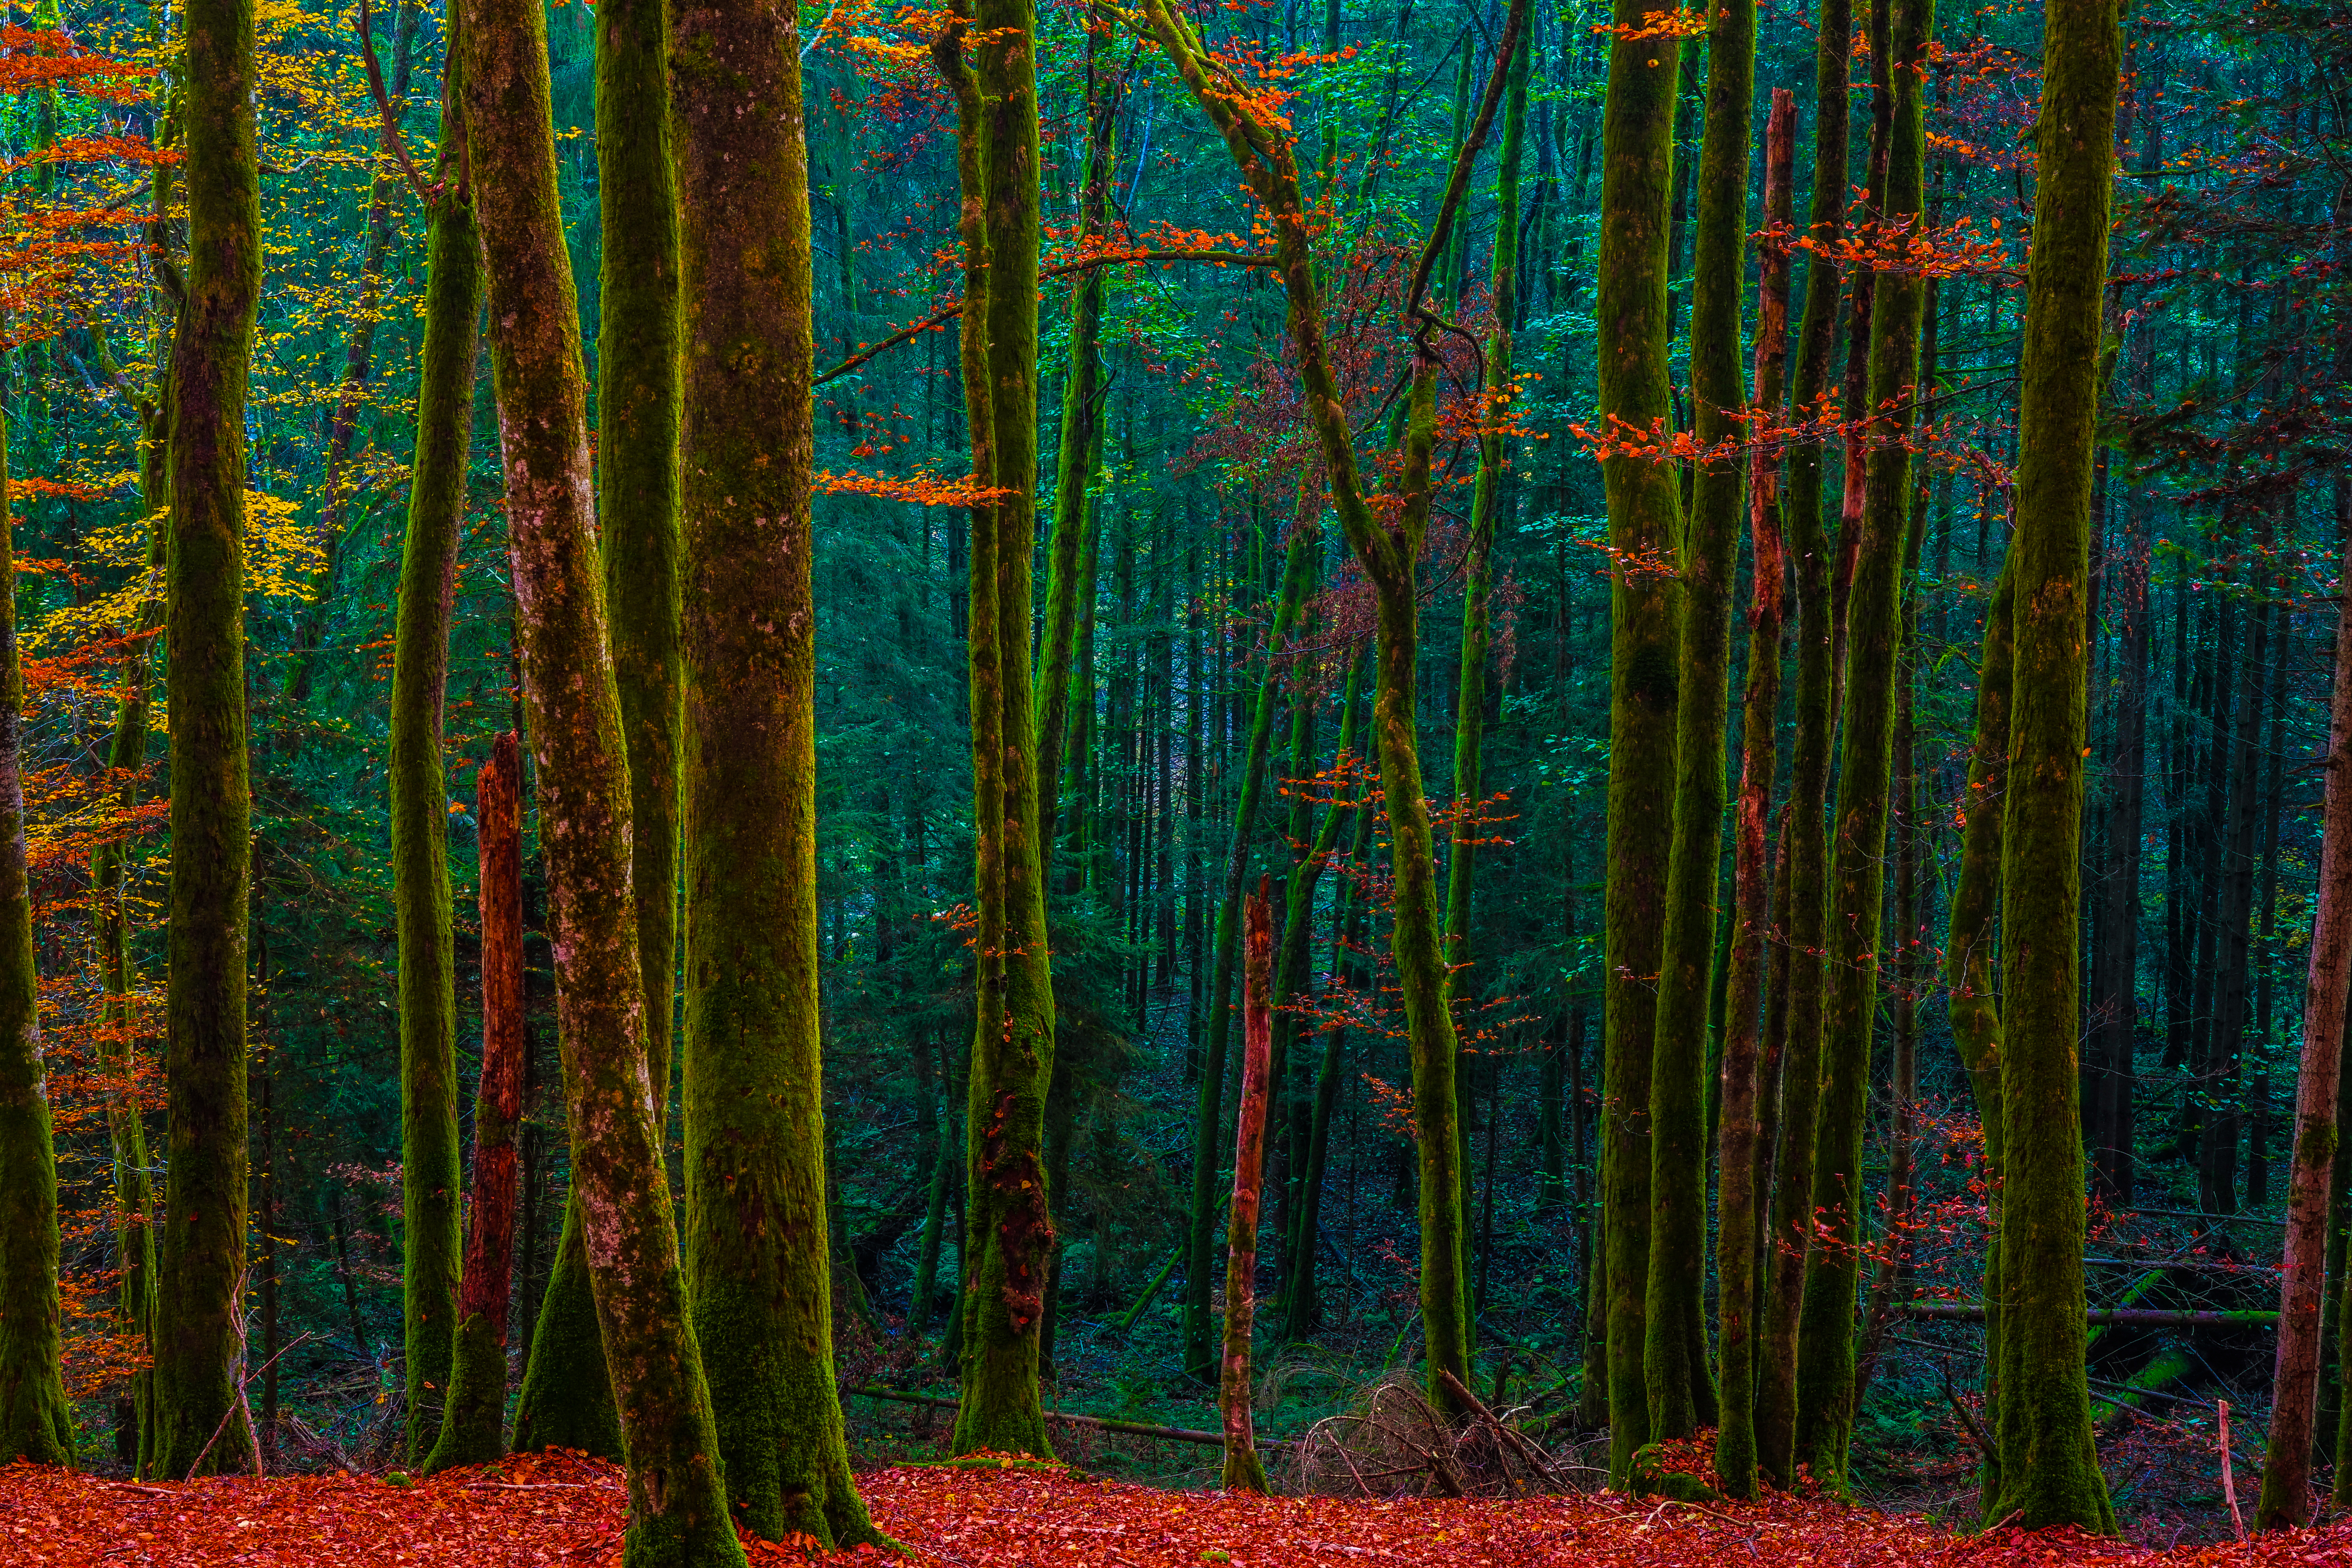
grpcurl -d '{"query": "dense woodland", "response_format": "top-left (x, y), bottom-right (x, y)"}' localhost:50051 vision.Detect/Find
top-left (0, 0), bottom-right (2349, 1558)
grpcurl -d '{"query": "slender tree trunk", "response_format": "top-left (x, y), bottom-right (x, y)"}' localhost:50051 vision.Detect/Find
top-left (1594, 0), bottom-right (1682, 1480)
top-left (388, 54), bottom-right (482, 1462)
top-left (1713, 89), bottom-right (1792, 1503)
top-left (1984, 0), bottom-right (2120, 1526)
top-left (936, 0), bottom-right (1059, 1457)
top-left (1644, 0), bottom-right (1754, 1439)
top-left (1221, 883), bottom-right (1274, 1495)
top-left (669, 0), bottom-right (882, 1544)
top-left (2261, 415), bottom-right (2352, 1536)
top-left (1754, 0), bottom-right (1851, 1485)
top-left (461, 3), bottom-right (745, 1558)
top-left (0, 359), bottom-right (69, 1467)
top-left (425, 734), bottom-right (525, 1474)
top-left (1182, 531), bottom-right (1312, 1379)
top-left (1791, 0), bottom-right (1933, 1491)
top-left (150, 0), bottom-right (261, 1479)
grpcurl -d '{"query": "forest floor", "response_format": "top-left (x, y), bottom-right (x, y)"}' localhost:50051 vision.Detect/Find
top-left (7, 1449), bottom-right (2352, 1567)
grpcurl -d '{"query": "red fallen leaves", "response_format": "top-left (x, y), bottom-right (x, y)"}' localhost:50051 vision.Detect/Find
top-left (6, 1451), bottom-right (2352, 1567)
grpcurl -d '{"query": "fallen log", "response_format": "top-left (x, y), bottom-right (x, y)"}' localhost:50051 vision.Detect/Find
top-left (848, 1387), bottom-right (1294, 1449)
top-left (1894, 1303), bottom-right (2277, 1327)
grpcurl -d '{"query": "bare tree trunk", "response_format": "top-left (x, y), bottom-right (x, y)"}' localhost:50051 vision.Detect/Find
top-left (1221, 883), bottom-right (1274, 1494)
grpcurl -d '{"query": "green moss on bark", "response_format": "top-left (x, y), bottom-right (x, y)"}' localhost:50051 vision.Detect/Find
top-left (1595, 0), bottom-right (1682, 1485)
top-left (673, 0), bottom-right (884, 1546)
top-left (388, 62), bottom-right (481, 1463)
top-left (461, 0), bottom-right (744, 1557)
top-left (151, 0), bottom-right (260, 1481)
top-left (1982, 0), bottom-right (2119, 1529)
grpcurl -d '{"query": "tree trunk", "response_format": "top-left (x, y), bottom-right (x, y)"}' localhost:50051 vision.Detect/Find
top-left (2261, 451), bottom-right (2352, 1534)
top-left (1983, 0), bottom-right (2120, 1526)
top-left (1221, 883), bottom-right (1274, 1495)
top-left (388, 57), bottom-right (481, 1462)
top-left (672, 2), bottom-right (882, 1540)
top-left (1754, 0), bottom-right (1852, 1486)
top-left (425, 734), bottom-right (525, 1474)
top-left (1182, 530), bottom-right (1312, 1380)
top-left (1644, 0), bottom-right (1754, 1441)
top-left (1791, 0), bottom-right (1932, 1490)
top-left (1594, 0), bottom-right (1683, 1481)
top-left (461, 2), bottom-right (746, 1558)
top-left (1712, 87), bottom-right (1793, 1504)
top-left (935, 0), bottom-right (1059, 1458)
top-left (0, 355), bottom-right (69, 1467)
top-left (150, 0), bottom-right (261, 1479)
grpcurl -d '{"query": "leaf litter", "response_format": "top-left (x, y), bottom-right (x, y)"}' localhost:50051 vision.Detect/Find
top-left (5, 1450), bottom-right (2350, 1565)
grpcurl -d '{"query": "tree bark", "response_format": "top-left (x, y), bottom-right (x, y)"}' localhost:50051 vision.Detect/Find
top-left (1754, 0), bottom-right (1851, 1490)
top-left (935, 0), bottom-right (1059, 1458)
top-left (1221, 883), bottom-right (1274, 1495)
top-left (2259, 460), bottom-right (2352, 1534)
top-left (388, 47), bottom-right (481, 1462)
top-left (150, 0), bottom-right (261, 1480)
top-left (1594, 0), bottom-right (1683, 1481)
top-left (425, 734), bottom-right (525, 1474)
top-left (0, 347), bottom-right (70, 1468)
top-left (673, 0), bottom-right (883, 1543)
top-left (461, 2), bottom-right (745, 1558)
top-left (1713, 87), bottom-right (1792, 1503)
top-left (1644, 0), bottom-right (1754, 1441)
top-left (1983, 0), bottom-right (2120, 1525)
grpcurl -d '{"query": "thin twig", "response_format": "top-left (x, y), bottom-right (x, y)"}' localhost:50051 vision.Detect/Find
top-left (356, 0), bottom-right (435, 207)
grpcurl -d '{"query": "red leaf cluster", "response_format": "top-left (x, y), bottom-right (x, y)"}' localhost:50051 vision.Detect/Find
top-left (5, 1456), bottom-right (2351, 1566)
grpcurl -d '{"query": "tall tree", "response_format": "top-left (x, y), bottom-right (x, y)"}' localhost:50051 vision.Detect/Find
top-left (1595, 0), bottom-right (1682, 1482)
top-left (460, 0), bottom-right (745, 1558)
top-left (1982, 0), bottom-right (2120, 1525)
top-left (1755, 0), bottom-right (1853, 1488)
top-left (1792, 0), bottom-right (1935, 1489)
top-left (1645, 0), bottom-right (1757, 1437)
top-left (1713, 88), bottom-right (1794, 1504)
top-left (514, 0), bottom-right (681, 1463)
top-left (149, 0), bottom-right (261, 1480)
top-left (935, 0), bottom-right (1059, 1458)
top-left (674, 0), bottom-right (884, 1544)
top-left (387, 25), bottom-right (482, 1464)
top-left (0, 364), bottom-right (69, 1467)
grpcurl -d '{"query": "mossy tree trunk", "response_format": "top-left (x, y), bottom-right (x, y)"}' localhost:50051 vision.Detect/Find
top-left (1136, 0), bottom-right (1523, 1425)
top-left (1595, 0), bottom-right (1682, 1483)
top-left (514, 0), bottom-right (681, 1465)
top-left (1713, 87), bottom-right (1794, 1504)
top-left (388, 46), bottom-right (482, 1463)
top-left (150, 0), bottom-right (261, 1481)
top-left (935, 0), bottom-right (1058, 1459)
top-left (460, 2), bottom-right (744, 1559)
top-left (0, 372), bottom-right (71, 1468)
top-left (1753, 0), bottom-right (1852, 1489)
top-left (674, 0), bottom-right (884, 1545)
top-left (425, 733), bottom-right (524, 1475)
top-left (1644, 0), bottom-right (1756, 1441)
top-left (1220, 884), bottom-right (1274, 1495)
top-left (1791, 0), bottom-right (1933, 1492)
top-left (1982, 0), bottom-right (2120, 1527)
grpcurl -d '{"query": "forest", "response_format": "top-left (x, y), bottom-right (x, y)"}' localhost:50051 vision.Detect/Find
top-left (0, 0), bottom-right (2350, 1561)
